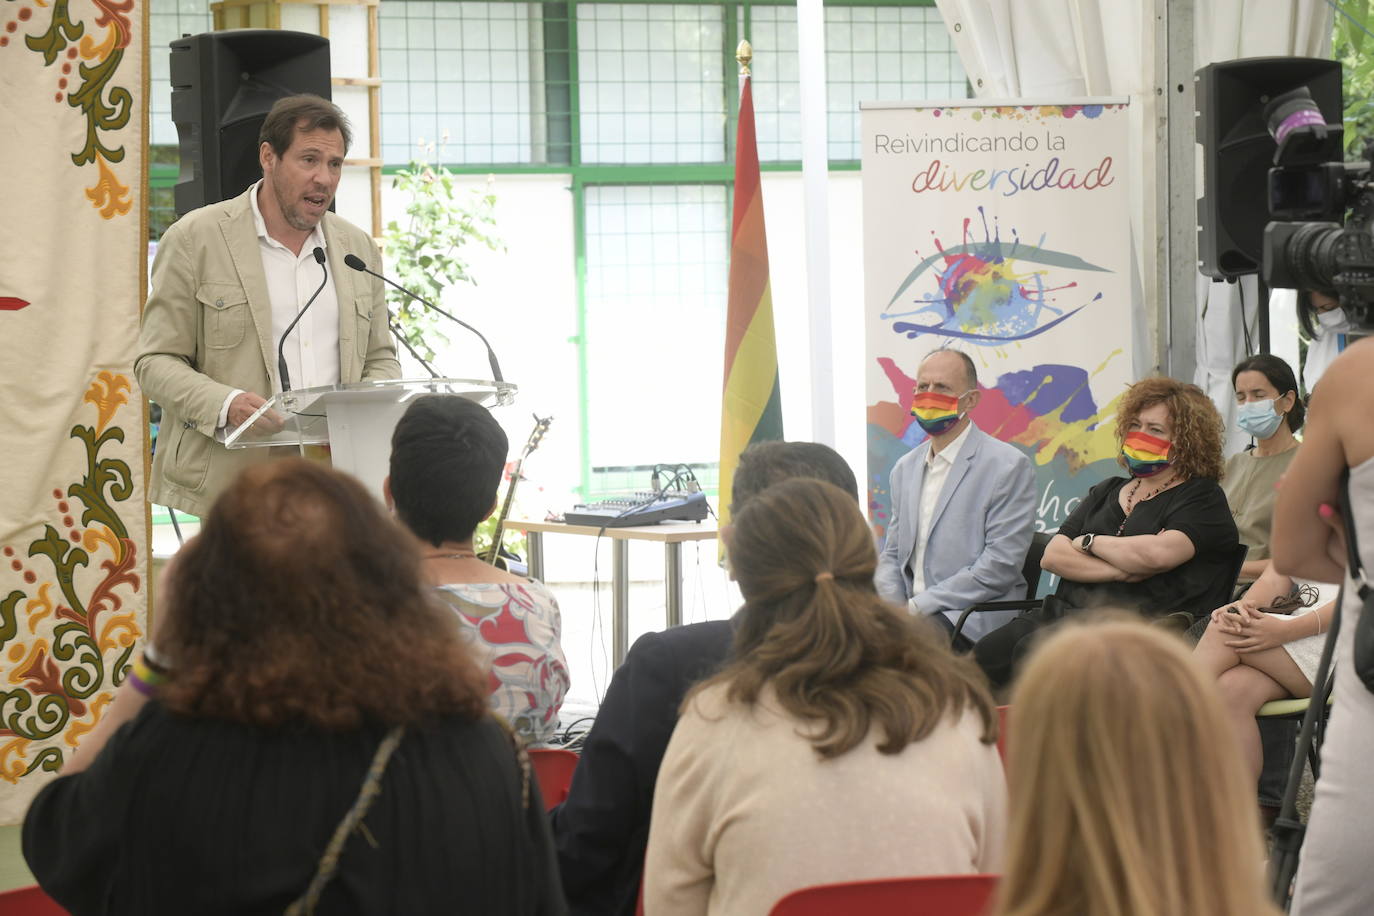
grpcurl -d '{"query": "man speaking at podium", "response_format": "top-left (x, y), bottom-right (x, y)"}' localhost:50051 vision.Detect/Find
top-left (136, 95), bottom-right (400, 518)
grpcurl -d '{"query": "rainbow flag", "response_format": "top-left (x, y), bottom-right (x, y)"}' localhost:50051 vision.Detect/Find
top-left (719, 66), bottom-right (783, 528)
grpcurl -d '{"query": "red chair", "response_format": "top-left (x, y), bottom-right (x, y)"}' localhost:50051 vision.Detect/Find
top-left (768, 874), bottom-right (998, 916)
top-left (996, 704), bottom-right (1010, 764)
top-left (529, 747), bottom-right (579, 811)
top-left (0, 885), bottom-right (68, 914)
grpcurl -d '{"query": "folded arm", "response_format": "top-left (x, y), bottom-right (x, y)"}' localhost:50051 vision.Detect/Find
top-left (1041, 534), bottom-right (1133, 583)
top-left (1083, 529), bottom-right (1196, 576)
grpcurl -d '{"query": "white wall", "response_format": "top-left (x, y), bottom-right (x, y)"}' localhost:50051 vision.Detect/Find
top-left (380, 172), bottom-right (582, 521)
top-left (761, 171), bottom-right (868, 501)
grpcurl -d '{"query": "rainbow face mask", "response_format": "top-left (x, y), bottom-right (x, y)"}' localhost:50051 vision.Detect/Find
top-left (911, 390), bottom-right (965, 436)
top-left (1121, 431), bottom-right (1173, 478)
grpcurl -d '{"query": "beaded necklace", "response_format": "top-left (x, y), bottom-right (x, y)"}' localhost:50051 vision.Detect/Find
top-left (1116, 476), bottom-right (1179, 535)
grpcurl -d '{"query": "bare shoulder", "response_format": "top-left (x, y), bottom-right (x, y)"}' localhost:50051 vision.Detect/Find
top-left (486, 564), bottom-right (530, 586)
top-left (1312, 337), bottom-right (1374, 467)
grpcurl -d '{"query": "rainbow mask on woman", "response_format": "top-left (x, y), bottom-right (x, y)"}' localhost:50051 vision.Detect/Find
top-left (1121, 431), bottom-right (1173, 477)
top-left (910, 390), bottom-right (965, 436)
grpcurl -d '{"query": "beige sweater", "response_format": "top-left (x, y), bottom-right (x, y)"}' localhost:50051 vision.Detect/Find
top-left (643, 683), bottom-right (1007, 916)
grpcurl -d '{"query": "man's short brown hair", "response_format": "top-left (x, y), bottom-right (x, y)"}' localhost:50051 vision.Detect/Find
top-left (258, 93), bottom-right (352, 159)
top-left (732, 441), bottom-right (858, 514)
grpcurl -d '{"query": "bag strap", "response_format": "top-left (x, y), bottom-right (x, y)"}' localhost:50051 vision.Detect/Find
top-left (1338, 471), bottom-right (1372, 601)
top-left (284, 725), bottom-right (406, 916)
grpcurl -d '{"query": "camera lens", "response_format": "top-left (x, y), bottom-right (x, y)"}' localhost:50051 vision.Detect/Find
top-left (1281, 222), bottom-right (1342, 290)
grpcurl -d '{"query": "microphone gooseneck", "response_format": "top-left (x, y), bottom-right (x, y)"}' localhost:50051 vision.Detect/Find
top-left (276, 246), bottom-right (329, 393)
top-left (343, 254), bottom-right (505, 383)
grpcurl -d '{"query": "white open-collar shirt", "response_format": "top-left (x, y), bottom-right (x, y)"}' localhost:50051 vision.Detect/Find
top-left (216, 182), bottom-right (342, 429)
top-left (250, 180), bottom-right (340, 392)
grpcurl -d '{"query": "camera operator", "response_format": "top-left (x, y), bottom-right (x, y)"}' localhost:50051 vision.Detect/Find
top-left (1298, 288), bottom-right (1365, 392)
top-left (1272, 335), bottom-right (1374, 916)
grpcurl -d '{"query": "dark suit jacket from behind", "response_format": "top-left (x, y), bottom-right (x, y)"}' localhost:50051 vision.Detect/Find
top-left (551, 619), bottom-right (735, 916)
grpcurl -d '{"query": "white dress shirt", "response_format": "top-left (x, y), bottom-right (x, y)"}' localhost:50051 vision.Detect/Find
top-left (217, 181), bottom-right (341, 428)
top-left (907, 420), bottom-right (973, 604)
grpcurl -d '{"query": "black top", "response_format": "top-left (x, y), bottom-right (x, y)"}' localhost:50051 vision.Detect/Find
top-left (23, 703), bottom-right (567, 916)
top-left (551, 619), bottom-right (735, 916)
top-left (1055, 475), bottom-right (1239, 616)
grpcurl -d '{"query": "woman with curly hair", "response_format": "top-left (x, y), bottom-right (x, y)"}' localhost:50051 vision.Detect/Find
top-left (23, 460), bottom-right (566, 915)
top-left (643, 478), bottom-right (1005, 916)
top-left (974, 377), bottom-right (1240, 686)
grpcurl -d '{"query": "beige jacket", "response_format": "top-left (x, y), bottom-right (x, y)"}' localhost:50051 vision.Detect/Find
top-left (135, 186), bottom-right (401, 517)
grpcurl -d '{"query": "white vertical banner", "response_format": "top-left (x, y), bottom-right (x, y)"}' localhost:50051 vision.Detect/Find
top-left (862, 100), bottom-right (1134, 543)
top-left (0, 0), bottom-right (149, 820)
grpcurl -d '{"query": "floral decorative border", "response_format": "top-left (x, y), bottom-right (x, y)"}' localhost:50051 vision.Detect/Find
top-left (0, 373), bottom-right (142, 781)
top-left (8, 0), bottom-right (134, 219)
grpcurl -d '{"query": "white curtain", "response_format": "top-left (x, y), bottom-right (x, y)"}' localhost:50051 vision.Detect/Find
top-left (933, 0), bottom-right (1156, 380)
top-left (933, 0), bottom-right (1144, 98)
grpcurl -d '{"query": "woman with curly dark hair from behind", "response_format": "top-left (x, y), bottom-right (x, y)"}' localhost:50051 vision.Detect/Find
top-left (23, 459), bottom-right (567, 916)
top-left (974, 377), bottom-right (1240, 687)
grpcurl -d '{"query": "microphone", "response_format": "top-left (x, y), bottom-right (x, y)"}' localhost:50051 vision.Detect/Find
top-left (344, 253), bottom-right (504, 382)
top-left (388, 320), bottom-right (441, 379)
top-left (276, 246), bottom-right (329, 393)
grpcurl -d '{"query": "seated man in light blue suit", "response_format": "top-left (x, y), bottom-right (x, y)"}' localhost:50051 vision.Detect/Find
top-left (875, 349), bottom-right (1037, 647)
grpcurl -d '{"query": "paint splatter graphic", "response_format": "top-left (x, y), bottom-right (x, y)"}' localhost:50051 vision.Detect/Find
top-left (932, 103), bottom-right (1124, 123)
top-left (867, 356), bottom-right (1124, 540)
top-left (880, 209), bottom-right (1108, 344)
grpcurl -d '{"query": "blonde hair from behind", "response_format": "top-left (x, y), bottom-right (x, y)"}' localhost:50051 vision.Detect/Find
top-left (993, 617), bottom-right (1281, 916)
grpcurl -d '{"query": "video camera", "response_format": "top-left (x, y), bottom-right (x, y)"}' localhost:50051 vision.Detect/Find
top-left (1197, 57), bottom-right (1374, 329)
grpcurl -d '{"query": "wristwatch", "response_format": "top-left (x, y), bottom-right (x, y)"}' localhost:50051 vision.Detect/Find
top-left (1079, 533), bottom-right (1096, 556)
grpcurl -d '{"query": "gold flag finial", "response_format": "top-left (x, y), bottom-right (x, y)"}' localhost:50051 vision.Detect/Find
top-left (736, 39), bottom-right (753, 77)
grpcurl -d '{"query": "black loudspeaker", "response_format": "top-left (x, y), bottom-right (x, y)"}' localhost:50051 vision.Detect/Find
top-left (1196, 57), bottom-right (1342, 280)
top-left (170, 30), bottom-right (332, 217)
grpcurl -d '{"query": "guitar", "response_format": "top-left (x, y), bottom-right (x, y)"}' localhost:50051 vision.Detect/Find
top-left (483, 414), bottom-right (553, 567)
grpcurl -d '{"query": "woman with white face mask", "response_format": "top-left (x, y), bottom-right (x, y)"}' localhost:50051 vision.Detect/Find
top-left (1300, 289), bottom-right (1357, 393)
top-left (1225, 354), bottom-right (1304, 584)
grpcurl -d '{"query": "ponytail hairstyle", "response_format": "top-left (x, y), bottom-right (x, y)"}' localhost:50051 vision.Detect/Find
top-left (694, 477), bottom-right (996, 758)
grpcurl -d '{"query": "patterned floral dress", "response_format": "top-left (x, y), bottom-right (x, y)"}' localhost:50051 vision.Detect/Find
top-left (434, 579), bottom-right (571, 746)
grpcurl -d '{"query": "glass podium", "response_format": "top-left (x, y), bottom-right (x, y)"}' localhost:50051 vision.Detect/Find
top-left (223, 377), bottom-right (517, 498)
